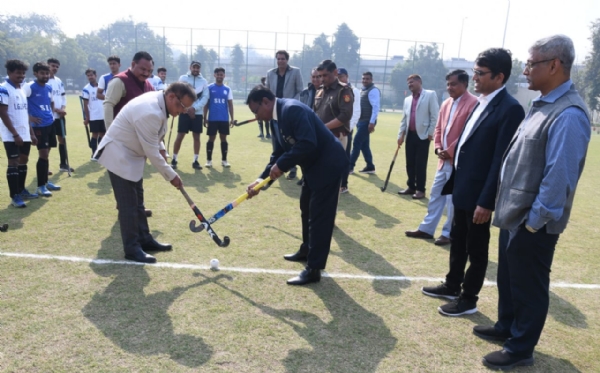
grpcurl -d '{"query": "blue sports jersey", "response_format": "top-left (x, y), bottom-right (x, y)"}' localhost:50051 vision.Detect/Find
top-left (207, 83), bottom-right (232, 122)
top-left (25, 81), bottom-right (53, 127)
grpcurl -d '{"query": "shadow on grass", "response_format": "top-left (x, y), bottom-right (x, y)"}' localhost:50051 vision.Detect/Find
top-left (332, 227), bottom-right (409, 296)
top-left (338, 193), bottom-right (400, 229)
top-left (0, 194), bottom-right (49, 230)
top-left (532, 351), bottom-right (582, 372)
top-left (69, 159), bottom-right (102, 179)
top-left (82, 222), bottom-right (214, 368)
top-left (548, 292), bottom-right (587, 328)
top-left (209, 274), bottom-right (397, 373)
top-left (86, 169), bottom-right (112, 196)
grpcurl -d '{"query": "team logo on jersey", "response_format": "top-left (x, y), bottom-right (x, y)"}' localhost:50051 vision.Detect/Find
top-left (224, 90), bottom-right (228, 95)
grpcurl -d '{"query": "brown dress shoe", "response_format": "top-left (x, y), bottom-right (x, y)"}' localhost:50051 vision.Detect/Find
top-left (398, 188), bottom-right (415, 195)
top-left (412, 191), bottom-right (425, 199)
top-left (434, 235), bottom-right (451, 246)
top-left (405, 229), bottom-right (434, 239)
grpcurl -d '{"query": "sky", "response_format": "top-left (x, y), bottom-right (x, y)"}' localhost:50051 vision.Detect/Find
top-left (9, 0), bottom-right (600, 63)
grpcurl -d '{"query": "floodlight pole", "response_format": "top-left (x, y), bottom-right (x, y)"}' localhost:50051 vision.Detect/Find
top-left (502, 0), bottom-right (511, 48)
top-left (458, 17), bottom-right (467, 58)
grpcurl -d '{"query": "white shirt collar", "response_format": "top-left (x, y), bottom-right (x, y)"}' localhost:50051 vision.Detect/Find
top-left (478, 85), bottom-right (505, 105)
top-left (272, 98), bottom-right (279, 121)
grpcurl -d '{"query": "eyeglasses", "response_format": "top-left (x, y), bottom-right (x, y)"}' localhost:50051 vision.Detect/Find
top-left (472, 69), bottom-right (492, 77)
top-left (176, 96), bottom-right (191, 112)
top-left (524, 58), bottom-right (558, 70)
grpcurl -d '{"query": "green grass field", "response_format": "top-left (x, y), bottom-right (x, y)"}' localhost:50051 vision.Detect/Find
top-left (1, 95), bottom-right (599, 372)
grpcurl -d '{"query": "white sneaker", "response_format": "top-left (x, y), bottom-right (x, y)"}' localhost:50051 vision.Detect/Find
top-left (205, 160), bottom-right (212, 168)
top-left (221, 160), bottom-right (231, 168)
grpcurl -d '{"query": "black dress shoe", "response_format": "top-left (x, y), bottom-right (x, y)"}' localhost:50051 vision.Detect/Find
top-left (287, 171), bottom-right (297, 180)
top-left (283, 249), bottom-right (308, 262)
top-left (144, 209), bottom-right (153, 217)
top-left (125, 249), bottom-right (157, 263)
top-left (482, 349), bottom-right (534, 370)
top-left (287, 267), bottom-right (321, 285)
top-left (398, 188), bottom-right (416, 195)
top-left (141, 239), bottom-right (173, 252)
top-left (473, 325), bottom-right (511, 342)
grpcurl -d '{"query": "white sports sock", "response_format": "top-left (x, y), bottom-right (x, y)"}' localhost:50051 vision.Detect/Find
top-left (194, 154), bottom-right (199, 162)
top-left (172, 154), bottom-right (178, 161)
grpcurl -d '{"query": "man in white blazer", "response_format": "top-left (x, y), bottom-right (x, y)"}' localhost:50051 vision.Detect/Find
top-left (95, 82), bottom-right (195, 263)
top-left (397, 74), bottom-right (439, 199)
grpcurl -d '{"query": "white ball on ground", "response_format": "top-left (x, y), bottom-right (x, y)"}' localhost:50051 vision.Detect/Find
top-left (210, 258), bottom-right (220, 270)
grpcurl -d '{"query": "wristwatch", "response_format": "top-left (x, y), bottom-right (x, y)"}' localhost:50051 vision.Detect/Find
top-left (525, 225), bottom-right (537, 233)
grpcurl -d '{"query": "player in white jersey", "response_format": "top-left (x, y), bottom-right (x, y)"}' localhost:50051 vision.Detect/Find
top-left (97, 55), bottom-right (121, 100)
top-left (0, 60), bottom-right (37, 208)
top-left (157, 67), bottom-right (167, 89)
top-left (148, 73), bottom-right (164, 91)
top-left (47, 57), bottom-right (72, 174)
top-left (82, 68), bottom-right (106, 159)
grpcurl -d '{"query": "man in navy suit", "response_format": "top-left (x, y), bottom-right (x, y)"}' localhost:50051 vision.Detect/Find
top-left (422, 48), bottom-right (525, 316)
top-left (245, 85), bottom-right (348, 285)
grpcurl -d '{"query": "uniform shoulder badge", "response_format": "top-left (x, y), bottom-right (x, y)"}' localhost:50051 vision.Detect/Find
top-left (344, 94), bottom-right (351, 103)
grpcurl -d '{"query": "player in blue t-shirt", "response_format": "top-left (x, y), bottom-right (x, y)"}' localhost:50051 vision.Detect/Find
top-left (97, 55), bottom-right (121, 100)
top-left (203, 67), bottom-right (234, 168)
top-left (25, 62), bottom-right (57, 197)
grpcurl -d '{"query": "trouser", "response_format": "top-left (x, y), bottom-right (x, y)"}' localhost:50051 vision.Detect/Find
top-left (108, 171), bottom-right (153, 255)
top-left (418, 161), bottom-right (454, 237)
top-left (299, 173), bottom-right (342, 270)
top-left (445, 208), bottom-right (491, 301)
top-left (341, 130), bottom-right (353, 188)
top-left (404, 130), bottom-right (430, 192)
top-left (349, 121), bottom-right (374, 170)
top-left (496, 227), bottom-right (558, 357)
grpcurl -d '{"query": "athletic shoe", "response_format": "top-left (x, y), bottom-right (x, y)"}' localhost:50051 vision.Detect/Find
top-left (192, 161), bottom-right (202, 170)
top-left (422, 282), bottom-right (460, 300)
top-left (257, 133), bottom-right (264, 138)
top-left (359, 167), bottom-right (376, 174)
top-left (46, 181), bottom-right (61, 191)
top-left (482, 349), bottom-right (534, 370)
top-left (221, 160), bottom-right (231, 168)
top-left (438, 296), bottom-right (478, 316)
top-left (20, 188), bottom-right (39, 199)
top-left (266, 134), bottom-right (271, 139)
top-left (205, 160), bottom-right (212, 168)
top-left (340, 187), bottom-right (349, 194)
top-left (36, 185), bottom-right (52, 197)
top-left (59, 164), bottom-right (74, 172)
top-left (171, 159), bottom-right (177, 169)
top-left (11, 195), bottom-right (26, 208)
top-left (90, 157), bottom-right (98, 162)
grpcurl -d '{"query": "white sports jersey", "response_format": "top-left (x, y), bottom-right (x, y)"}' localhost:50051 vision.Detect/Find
top-left (0, 81), bottom-right (31, 142)
top-left (148, 75), bottom-right (164, 91)
top-left (82, 83), bottom-right (104, 121)
top-left (48, 76), bottom-right (65, 119)
top-left (98, 72), bottom-right (114, 92)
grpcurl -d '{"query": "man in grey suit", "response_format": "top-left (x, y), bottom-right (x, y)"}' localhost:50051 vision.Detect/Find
top-left (95, 82), bottom-right (196, 263)
top-left (265, 50), bottom-right (304, 179)
top-left (397, 74), bottom-right (440, 199)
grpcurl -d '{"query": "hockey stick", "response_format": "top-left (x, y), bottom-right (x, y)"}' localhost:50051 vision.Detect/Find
top-left (195, 177), bottom-right (272, 232)
top-left (233, 118), bottom-right (257, 127)
top-left (179, 186), bottom-right (230, 247)
top-left (79, 96), bottom-right (91, 148)
top-left (166, 116), bottom-right (175, 157)
top-left (60, 118), bottom-right (71, 177)
top-left (381, 145), bottom-right (401, 192)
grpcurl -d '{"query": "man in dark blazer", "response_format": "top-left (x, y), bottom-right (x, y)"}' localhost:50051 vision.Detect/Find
top-left (245, 85), bottom-right (348, 285)
top-left (422, 48), bottom-right (525, 316)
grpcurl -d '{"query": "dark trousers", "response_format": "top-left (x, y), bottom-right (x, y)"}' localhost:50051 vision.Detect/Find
top-left (496, 228), bottom-right (558, 356)
top-left (299, 174), bottom-right (342, 270)
top-left (446, 208), bottom-right (491, 300)
top-left (341, 130), bottom-right (353, 188)
top-left (405, 130), bottom-right (430, 192)
top-left (349, 120), bottom-right (374, 170)
top-left (108, 171), bottom-right (153, 255)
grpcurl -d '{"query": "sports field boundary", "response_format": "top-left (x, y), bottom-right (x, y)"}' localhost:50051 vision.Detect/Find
top-left (2, 251), bottom-right (599, 290)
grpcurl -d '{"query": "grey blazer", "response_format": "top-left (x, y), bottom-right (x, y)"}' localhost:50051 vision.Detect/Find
top-left (398, 89), bottom-right (440, 140)
top-left (265, 65), bottom-right (304, 100)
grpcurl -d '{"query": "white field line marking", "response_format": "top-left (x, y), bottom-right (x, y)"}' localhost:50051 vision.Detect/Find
top-left (2, 251), bottom-right (600, 289)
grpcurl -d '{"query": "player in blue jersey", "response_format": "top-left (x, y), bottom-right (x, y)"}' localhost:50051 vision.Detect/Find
top-left (25, 62), bottom-right (58, 197)
top-left (203, 67), bottom-right (234, 168)
top-left (97, 55), bottom-right (121, 100)
top-left (82, 68), bottom-right (106, 158)
top-left (0, 60), bottom-right (38, 208)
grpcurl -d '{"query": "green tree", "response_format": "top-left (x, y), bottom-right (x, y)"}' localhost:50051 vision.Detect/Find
top-left (193, 45), bottom-right (219, 78)
top-left (390, 44), bottom-right (447, 102)
top-left (291, 33), bottom-right (332, 82)
top-left (332, 23), bottom-right (360, 71)
top-left (585, 19), bottom-right (600, 112)
top-left (56, 37), bottom-right (88, 84)
top-left (229, 44), bottom-right (245, 87)
top-left (506, 58), bottom-right (524, 95)
top-left (0, 14), bottom-right (62, 40)
top-left (0, 31), bottom-right (17, 73)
